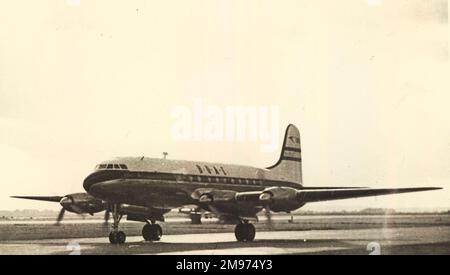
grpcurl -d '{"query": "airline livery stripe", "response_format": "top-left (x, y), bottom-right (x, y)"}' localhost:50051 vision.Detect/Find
top-left (281, 156), bottom-right (302, 162)
top-left (84, 170), bottom-right (303, 190)
top-left (283, 147), bottom-right (301, 153)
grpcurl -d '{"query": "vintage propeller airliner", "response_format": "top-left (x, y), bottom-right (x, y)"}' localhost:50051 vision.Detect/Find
top-left (12, 124), bottom-right (441, 244)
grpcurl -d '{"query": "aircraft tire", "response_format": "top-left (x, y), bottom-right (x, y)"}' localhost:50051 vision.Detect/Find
top-left (109, 231), bottom-right (117, 244)
top-left (142, 224), bottom-right (162, 241)
top-left (109, 231), bottom-right (126, 244)
top-left (244, 223), bottom-right (255, 241)
top-left (235, 223), bottom-right (256, 242)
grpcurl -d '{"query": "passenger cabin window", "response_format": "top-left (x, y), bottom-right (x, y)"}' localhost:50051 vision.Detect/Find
top-left (113, 164), bottom-right (120, 169)
top-left (107, 164), bottom-right (114, 169)
top-left (119, 164), bottom-right (128, 170)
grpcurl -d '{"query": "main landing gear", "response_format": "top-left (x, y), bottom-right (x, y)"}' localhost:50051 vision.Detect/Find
top-left (109, 204), bottom-right (126, 244)
top-left (234, 222), bottom-right (255, 242)
top-left (142, 220), bottom-right (163, 241)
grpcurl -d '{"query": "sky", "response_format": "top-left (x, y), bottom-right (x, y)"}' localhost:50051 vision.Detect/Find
top-left (0, 0), bottom-right (449, 211)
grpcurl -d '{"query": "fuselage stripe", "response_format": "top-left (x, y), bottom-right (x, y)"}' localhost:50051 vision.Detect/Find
top-left (84, 170), bottom-right (302, 191)
top-left (280, 156), bottom-right (302, 162)
top-left (283, 147), bottom-right (301, 153)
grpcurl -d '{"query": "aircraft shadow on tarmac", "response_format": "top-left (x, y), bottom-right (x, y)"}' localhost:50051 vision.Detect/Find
top-left (38, 238), bottom-right (370, 255)
top-left (6, 236), bottom-right (449, 255)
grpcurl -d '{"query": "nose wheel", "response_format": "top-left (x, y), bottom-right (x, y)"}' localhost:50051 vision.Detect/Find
top-left (109, 231), bottom-right (126, 244)
top-left (234, 223), bottom-right (255, 242)
top-left (142, 223), bottom-right (163, 241)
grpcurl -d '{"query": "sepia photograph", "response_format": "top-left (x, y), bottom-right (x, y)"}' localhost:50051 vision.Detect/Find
top-left (0, 0), bottom-right (449, 259)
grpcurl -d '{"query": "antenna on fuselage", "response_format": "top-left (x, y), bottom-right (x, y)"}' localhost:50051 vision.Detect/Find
top-left (163, 152), bottom-right (168, 159)
top-left (140, 156), bottom-right (144, 161)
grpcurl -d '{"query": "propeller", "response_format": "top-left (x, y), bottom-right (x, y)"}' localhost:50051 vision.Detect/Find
top-left (263, 205), bottom-right (274, 229)
top-left (11, 193), bottom-right (104, 226)
top-left (103, 209), bottom-right (110, 226)
top-left (55, 208), bottom-right (66, 226)
top-left (55, 196), bottom-right (85, 226)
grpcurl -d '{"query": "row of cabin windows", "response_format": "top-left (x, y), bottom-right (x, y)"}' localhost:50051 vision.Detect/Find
top-left (96, 164), bottom-right (129, 170)
top-left (181, 174), bottom-right (262, 186)
top-left (196, 164), bottom-right (227, 175)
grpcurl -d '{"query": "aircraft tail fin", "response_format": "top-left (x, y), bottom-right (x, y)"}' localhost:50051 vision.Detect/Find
top-left (266, 124), bottom-right (303, 185)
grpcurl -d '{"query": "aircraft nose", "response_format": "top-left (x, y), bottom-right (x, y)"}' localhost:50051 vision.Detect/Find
top-left (83, 170), bottom-right (125, 193)
top-left (83, 175), bottom-right (96, 193)
top-left (83, 171), bottom-right (106, 193)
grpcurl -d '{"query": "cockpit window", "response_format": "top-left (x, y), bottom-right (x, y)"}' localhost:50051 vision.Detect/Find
top-left (97, 163), bottom-right (128, 170)
top-left (220, 166), bottom-right (227, 175)
top-left (196, 165), bottom-right (203, 174)
top-left (213, 166), bottom-right (220, 175)
top-left (204, 165), bottom-right (212, 174)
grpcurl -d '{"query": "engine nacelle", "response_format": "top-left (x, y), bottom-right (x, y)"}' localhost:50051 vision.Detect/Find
top-left (198, 190), bottom-right (237, 203)
top-left (60, 193), bottom-right (105, 215)
top-left (259, 187), bottom-right (304, 212)
top-left (120, 204), bottom-right (169, 222)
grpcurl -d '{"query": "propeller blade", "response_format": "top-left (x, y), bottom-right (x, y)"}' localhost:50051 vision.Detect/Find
top-left (55, 208), bottom-right (65, 226)
top-left (264, 206), bottom-right (273, 229)
top-left (103, 210), bottom-right (110, 226)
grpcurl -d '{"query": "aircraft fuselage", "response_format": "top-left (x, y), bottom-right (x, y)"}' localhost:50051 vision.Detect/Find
top-left (83, 157), bottom-right (301, 209)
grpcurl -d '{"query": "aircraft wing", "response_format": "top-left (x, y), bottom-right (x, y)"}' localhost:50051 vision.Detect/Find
top-left (297, 187), bottom-right (442, 204)
top-left (10, 196), bottom-right (63, 202)
top-left (193, 187), bottom-right (441, 218)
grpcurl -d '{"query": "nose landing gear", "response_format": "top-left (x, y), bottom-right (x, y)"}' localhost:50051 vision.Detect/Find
top-left (108, 204), bottom-right (126, 244)
top-left (109, 231), bottom-right (126, 244)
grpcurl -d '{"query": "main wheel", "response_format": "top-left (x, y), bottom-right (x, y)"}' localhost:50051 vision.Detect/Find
top-left (142, 224), bottom-right (153, 241)
top-left (235, 224), bottom-right (245, 241)
top-left (142, 224), bottom-right (163, 241)
top-left (116, 231), bottom-right (126, 244)
top-left (244, 223), bottom-right (255, 241)
top-left (109, 231), bottom-right (117, 244)
top-left (234, 223), bottom-right (255, 242)
top-left (109, 231), bottom-right (126, 244)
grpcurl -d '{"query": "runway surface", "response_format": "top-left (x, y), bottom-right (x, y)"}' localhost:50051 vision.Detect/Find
top-left (1, 225), bottom-right (449, 255)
